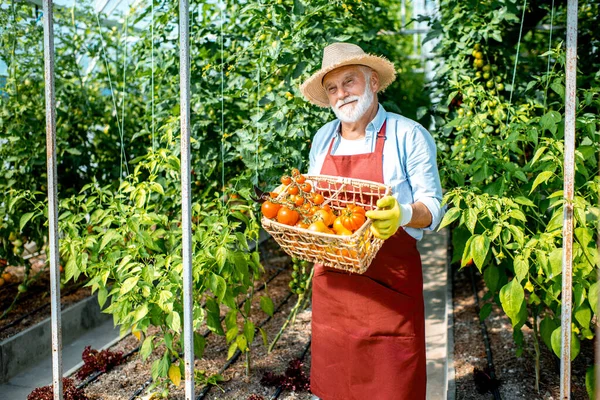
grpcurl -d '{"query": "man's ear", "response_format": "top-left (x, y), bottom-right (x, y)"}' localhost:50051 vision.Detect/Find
top-left (370, 70), bottom-right (380, 92)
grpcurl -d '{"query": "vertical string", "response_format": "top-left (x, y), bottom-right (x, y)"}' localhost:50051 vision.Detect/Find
top-left (120, 7), bottom-right (129, 177)
top-left (504, 0), bottom-right (527, 126)
top-left (94, 13), bottom-right (127, 186)
top-left (151, 0), bottom-right (155, 152)
top-left (543, 0), bottom-right (555, 109)
top-left (220, 1), bottom-right (225, 208)
top-left (255, 57), bottom-right (260, 187)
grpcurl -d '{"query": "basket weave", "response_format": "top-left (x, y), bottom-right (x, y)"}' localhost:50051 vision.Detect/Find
top-left (261, 174), bottom-right (391, 274)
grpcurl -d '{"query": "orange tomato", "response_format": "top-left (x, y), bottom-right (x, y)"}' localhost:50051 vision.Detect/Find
top-left (313, 209), bottom-right (335, 227)
top-left (294, 196), bottom-right (305, 206)
top-left (340, 204), bottom-right (366, 231)
top-left (261, 201), bottom-right (281, 219)
top-left (295, 220), bottom-right (309, 229)
top-left (277, 206), bottom-right (299, 226)
top-left (281, 175), bottom-right (292, 185)
top-left (312, 193), bottom-right (324, 205)
top-left (295, 174), bottom-right (306, 184)
top-left (301, 182), bottom-right (312, 192)
top-left (287, 186), bottom-right (299, 195)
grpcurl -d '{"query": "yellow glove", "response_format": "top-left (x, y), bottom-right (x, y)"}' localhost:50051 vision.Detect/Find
top-left (365, 196), bottom-right (403, 240)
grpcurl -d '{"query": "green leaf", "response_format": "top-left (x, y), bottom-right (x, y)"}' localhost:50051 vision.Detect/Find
top-left (547, 248), bottom-right (562, 279)
top-left (141, 335), bottom-right (155, 360)
top-left (226, 326), bottom-right (239, 344)
top-left (19, 212), bottom-right (34, 231)
top-left (529, 146), bottom-right (547, 166)
top-left (260, 296), bottom-right (274, 317)
top-left (573, 284), bottom-right (586, 308)
top-left (236, 333), bottom-right (248, 352)
top-left (508, 209), bottom-right (527, 222)
top-left (471, 234), bottom-right (490, 272)
top-left (529, 171), bottom-right (553, 194)
top-left (540, 110), bottom-right (562, 134)
top-left (479, 303), bottom-right (492, 321)
top-left (551, 328), bottom-right (580, 361)
top-left (586, 366), bottom-right (596, 400)
top-left (464, 208), bottom-right (478, 234)
top-left (194, 333), bottom-right (206, 359)
top-left (513, 197), bottom-right (535, 207)
top-left (208, 273), bottom-right (227, 303)
top-left (499, 280), bottom-right (524, 327)
top-left (540, 317), bottom-right (559, 350)
top-left (244, 320), bottom-right (255, 345)
top-left (166, 311), bottom-right (181, 332)
top-left (513, 256), bottom-right (529, 283)
top-left (227, 341), bottom-right (238, 360)
top-left (120, 276), bottom-right (139, 295)
top-left (438, 207), bottom-right (460, 230)
top-left (483, 266), bottom-right (499, 293)
top-left (589, 282), bottom-right (599, 315)
top-left (206, 298), bottom-right (225, 336)
top-left (259, 327), bottom-right (268, 346)
top-left (99, 229), bottom-right (120, 252)
top-left (98, 287), bottom-right (108, 308)
top-left (574, 303), bottom-right (591, 330)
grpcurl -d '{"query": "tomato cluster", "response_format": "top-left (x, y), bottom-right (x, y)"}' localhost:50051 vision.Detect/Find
top-left (261, 169), bottom-right (367, 235)
top-left (289, 258), bottom-right (310, 295)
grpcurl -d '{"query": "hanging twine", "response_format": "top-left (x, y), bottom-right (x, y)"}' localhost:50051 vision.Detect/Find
top-left (504, 0), bottom-right (528, 126)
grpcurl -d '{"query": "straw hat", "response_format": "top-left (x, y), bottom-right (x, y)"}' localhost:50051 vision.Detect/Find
top-left (300, 42), bottom-right (397, 108)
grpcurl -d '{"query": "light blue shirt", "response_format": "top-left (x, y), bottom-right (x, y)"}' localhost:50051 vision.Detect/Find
top-left (308, 104), bottom-right (444, 241)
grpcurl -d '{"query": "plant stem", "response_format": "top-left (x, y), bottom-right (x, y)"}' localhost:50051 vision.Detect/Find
top-left (532, 311), bottom-right (541, 393)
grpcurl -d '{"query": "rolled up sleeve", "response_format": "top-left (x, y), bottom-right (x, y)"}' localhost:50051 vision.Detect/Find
top-left (405, 124), bottom-right (444, 231)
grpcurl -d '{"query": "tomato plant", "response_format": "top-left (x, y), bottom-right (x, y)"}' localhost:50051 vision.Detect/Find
top-left (425, 0), bottom-right (599, 394)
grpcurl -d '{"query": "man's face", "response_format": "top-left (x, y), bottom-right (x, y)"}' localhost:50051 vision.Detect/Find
top-left (322, 65), bottom-right (378, 123)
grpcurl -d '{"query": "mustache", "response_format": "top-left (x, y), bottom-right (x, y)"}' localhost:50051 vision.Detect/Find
top-left (335, 96), bottom-right (359, 109)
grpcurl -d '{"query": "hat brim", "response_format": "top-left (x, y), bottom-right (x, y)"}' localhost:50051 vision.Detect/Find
top-left (300, 54), bottom-right (397, 108)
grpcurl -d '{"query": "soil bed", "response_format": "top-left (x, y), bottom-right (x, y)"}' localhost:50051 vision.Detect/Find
top-left (0, 256), bottom-right (91, 341)
top-left (452, 265), bottom-right (592, 400)
top-left (76, 240), bottom-right (314, 400)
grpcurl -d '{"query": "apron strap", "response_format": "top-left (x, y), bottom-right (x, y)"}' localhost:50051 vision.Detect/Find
top-left (326, 119), bottom-right (387, 156)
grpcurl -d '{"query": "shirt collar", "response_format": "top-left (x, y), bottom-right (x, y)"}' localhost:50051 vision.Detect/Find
top-left (334, 103), bottom-right (387, 137)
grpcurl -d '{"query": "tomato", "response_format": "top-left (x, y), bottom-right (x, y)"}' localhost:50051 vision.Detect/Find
top-left (308, 220), bottom-right (329, 233)
top-left (313, 209), bottom-right (335, 227)
top-left (281, 175), bottom-right (292, 185)
top-left (277, 206), bottom-right (299, 226)
top-left (340, 204), bottom-right (366, 231)
top-left (300, 202), bottom-right (312, 214)
top-left (311, 193), bottom-right (324, 205)
top-left (294, 196), bottom-right (305, 206)
top-left (261, 201), bottom-right (281, 219)
top-left (287, 185), bottom-right (299, 195)
top-left (332, 217), bottom-right (352, 235)
top-left (270, 192), bottom-right (278, 199)
top-left (295, 174), bottom-right (306, 184)
top-left (291, 168), bottom-right (300, 177)
top-left (295, 220), bottom-right (309, 229)
top-left (300, 182), bottom-right (312, 192)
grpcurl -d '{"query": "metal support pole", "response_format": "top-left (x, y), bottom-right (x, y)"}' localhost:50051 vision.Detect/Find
top-left (179, 0), bottom-right (194, 398)
top-left (560, 0), bottom-right (577, 399)
top-left (42, 1), bottom-right (63, 399)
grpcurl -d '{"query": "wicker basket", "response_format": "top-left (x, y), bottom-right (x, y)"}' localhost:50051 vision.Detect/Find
top-left (261, 174), bottom-right (391, 274)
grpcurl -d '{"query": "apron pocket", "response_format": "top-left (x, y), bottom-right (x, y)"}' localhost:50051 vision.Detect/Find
top-left (362, 277), bottom-right (416, 338)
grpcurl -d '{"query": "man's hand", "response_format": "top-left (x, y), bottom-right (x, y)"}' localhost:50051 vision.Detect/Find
top-left (365, 196), bottom-right (403, 240)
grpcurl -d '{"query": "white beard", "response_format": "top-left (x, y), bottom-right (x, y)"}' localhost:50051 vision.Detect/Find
top-left (331, 85), bottom-right (374, 123)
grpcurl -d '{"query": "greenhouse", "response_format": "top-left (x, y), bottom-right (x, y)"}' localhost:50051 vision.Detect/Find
top-left (0, 0), bottom-right (598, 399)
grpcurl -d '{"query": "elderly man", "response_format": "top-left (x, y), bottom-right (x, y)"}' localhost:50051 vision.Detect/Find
top-left (300, 42), bottom-right (443, 400)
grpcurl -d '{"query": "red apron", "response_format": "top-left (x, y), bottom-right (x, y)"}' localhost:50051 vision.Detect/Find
top-left (310, 121), bottom-right (426, 400)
